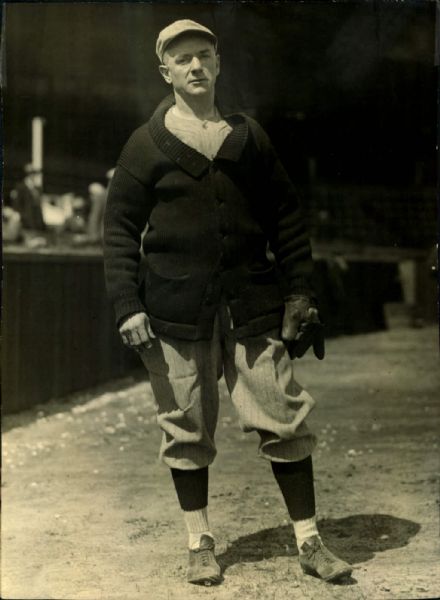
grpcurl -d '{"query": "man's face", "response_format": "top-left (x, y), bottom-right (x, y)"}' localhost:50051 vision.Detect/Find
top-left (159, 34), bottom-right (220, 98)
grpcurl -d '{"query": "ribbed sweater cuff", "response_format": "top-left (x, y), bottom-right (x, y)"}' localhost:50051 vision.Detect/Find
top-left (286, 277), bottom-right (316, 300)
top-left (114, 295), bottom-right (147, 327)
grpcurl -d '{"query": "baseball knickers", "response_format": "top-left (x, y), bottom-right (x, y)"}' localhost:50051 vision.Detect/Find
top-left (140, 303), bottom-right (317, 470)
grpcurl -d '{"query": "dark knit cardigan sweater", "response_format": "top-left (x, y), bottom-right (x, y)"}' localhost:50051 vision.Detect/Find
top-left (103, 95), bottom-right (315, 340)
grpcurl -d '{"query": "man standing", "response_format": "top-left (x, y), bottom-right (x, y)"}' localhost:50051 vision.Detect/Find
top-left (10, 163), bottom-right (45, 231)
top-left (104, 19), bottom-right (351, 585)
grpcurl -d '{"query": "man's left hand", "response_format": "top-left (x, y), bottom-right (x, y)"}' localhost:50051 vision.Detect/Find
top-left (281, 295), bottom-right (325, 360)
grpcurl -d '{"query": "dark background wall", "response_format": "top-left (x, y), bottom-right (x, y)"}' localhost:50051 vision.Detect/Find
top-left (3, 1), bottom-right (436, 196)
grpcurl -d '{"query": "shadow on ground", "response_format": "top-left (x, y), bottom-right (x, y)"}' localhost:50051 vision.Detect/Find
top-left (217, 514), bottom-right (420, 573)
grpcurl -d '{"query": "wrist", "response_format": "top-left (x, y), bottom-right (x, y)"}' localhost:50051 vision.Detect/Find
top-left (118, 311), bottom-right (147, 329)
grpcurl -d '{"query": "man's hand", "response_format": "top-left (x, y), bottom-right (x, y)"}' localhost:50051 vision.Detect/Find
top-left (119, 312), bottom-right (156, 352)
top-left (281, 295), bottom-right (325, 360)
top-left (281, 295), bottom-right (312, 342)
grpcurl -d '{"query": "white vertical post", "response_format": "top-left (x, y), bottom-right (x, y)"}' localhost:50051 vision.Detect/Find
top-left (398, 259), bottom-right (416, 306)
top-left (32, 117), bottom-right (45, 188)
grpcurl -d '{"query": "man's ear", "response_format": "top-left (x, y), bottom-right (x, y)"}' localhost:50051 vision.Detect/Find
top-left (216, 54), bottom-right (220, 77)
top-left (159, 64), bottom-right (172, 84)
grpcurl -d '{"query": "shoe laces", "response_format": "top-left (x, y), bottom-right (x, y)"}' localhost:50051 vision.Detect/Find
top-left (198, 548), bottom-right (213, 567)
top-left (307, 541), bottom-right (334, 566)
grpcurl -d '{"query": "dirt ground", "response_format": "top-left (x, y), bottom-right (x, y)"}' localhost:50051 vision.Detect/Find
top-left (2, 325), bottom-right (440, 600)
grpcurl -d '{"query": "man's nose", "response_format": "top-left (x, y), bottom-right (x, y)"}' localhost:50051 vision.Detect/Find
top-left (190, 56), bottom-right (203, 70)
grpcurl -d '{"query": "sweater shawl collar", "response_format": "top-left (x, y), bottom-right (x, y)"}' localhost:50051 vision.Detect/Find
top-left (148, 95), bottom-right (249, 177)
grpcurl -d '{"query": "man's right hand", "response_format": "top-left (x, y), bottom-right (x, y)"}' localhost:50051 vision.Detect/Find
top-left (118, 312), bottom-right (156, 352)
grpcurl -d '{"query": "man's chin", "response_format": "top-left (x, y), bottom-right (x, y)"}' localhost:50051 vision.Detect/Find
top-left (186, 87), bottom-right (210, 96)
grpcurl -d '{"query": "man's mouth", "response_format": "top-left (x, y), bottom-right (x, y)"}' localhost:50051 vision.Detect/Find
top-left (189, 78), bottom-right (207, 84)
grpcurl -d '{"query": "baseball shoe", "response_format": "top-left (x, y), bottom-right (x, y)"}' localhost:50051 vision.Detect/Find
top-left (187, 534), bottom-right (222, 586)
top-left (299, 535), bottom-right (352, 582)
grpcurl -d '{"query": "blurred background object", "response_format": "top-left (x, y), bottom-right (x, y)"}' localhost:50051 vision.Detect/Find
top-left (2, 206), bottom-right (23, 244)
top-left (10, 163), bottom-right (46, 231)
top-left (86, 181), bottom-right (107, 243)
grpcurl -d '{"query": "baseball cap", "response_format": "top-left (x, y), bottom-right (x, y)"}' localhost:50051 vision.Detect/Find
top-left (156, 19), bottom-right (217, 62)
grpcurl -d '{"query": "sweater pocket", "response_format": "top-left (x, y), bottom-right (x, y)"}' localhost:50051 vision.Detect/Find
top-left (241, 264), bottom-right (284, 320)
top-left (141, 263), bottom-right (205, 325)
top-left (247, 263), bottom-right (277, 284)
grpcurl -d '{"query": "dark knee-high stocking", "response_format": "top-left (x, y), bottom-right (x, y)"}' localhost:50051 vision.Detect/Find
top-left (271, 456), bottom-right (320, 553)
top-left (170, 467), bottom-right (212, 549)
